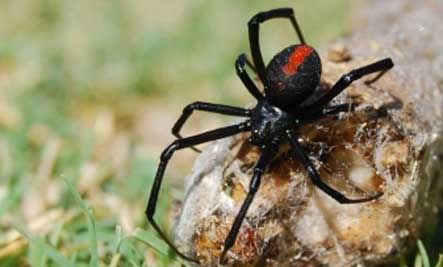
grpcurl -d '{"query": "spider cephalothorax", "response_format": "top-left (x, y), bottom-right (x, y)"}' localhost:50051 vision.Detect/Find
top-left (146, 7), bottom-right (394, 264)
top-left (249, 100), bottom-right (291, 145)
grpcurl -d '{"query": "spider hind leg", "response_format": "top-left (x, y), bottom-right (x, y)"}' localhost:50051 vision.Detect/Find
top-left (286, 130), bottom-right (383, 204)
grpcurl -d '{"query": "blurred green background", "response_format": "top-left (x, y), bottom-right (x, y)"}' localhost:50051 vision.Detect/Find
top-left (2, 1), bottom-right (437, 266)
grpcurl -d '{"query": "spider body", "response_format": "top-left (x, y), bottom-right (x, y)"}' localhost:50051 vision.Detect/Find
top-left (146, 7), bottom-right (394, 264)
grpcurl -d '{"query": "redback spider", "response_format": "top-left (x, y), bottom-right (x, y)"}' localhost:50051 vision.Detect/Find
top-left (146, 7), bottom-right (394, 264)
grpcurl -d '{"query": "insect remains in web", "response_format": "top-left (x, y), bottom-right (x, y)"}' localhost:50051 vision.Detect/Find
top-left (145, 7), bottom-right (394, 264)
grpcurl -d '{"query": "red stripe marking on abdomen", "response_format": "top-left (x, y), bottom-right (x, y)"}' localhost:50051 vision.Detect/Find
top-left (282, 45), bottom-right (313, 76)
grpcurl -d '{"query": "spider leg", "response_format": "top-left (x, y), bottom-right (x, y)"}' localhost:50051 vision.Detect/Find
top-left (248, 8), bottom-right (305, 88)
top-left (286, 130), bottom-right (383, 204)
top-left (322, 103), bottom-right (355, 115)
top-left (301, 103), bottom-right (355, 124)
top-left (364, 69), bottom-right (390, 85)
top-left (147, 121), bottom-right (250, 263)
top-left (220, 139), bottom-right (279, 264)
top-left (304, 58), bottom-right (394, 113)
top-left (236, 54), bottom-right (264, 100)
top-left (172, 102), bottom-right (251, 152)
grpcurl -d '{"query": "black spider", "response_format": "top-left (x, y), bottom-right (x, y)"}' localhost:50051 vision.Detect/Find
top-left (146, 7), bottom-right (393, 264)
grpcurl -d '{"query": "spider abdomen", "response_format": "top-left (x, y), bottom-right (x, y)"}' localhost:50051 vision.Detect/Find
top-left (266, 44), bottom-right (322, 110)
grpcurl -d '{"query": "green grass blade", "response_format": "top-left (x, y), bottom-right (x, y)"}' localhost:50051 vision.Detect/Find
top-left (109, 253), bottom-right (121, 267)
top-left (64, 179), bottom-right (99, 267)
top-left (417, 240), bottom-right (430, 267)
top-left (29, 237), bottom-right (46, 267)
top-left (436, 254), bottom-right (443, 267)
top-left (415, 254), bottom-right (423, 267)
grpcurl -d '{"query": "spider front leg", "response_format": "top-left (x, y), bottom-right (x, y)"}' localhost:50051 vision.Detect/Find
top-left (248, 8), bottom-right (306, 87)
top-left (286, 130), bottom-right (383, 204)
top-left (238, 53), bottom-right (257, 74)
top-left (220, 139), bottom-right (279, 264)
top-left (305, 58), bottom-right (394, 112)
top-left (146, 122), bottom-right (250, 262)
top-left (172, 102), bottom-right (250, 152)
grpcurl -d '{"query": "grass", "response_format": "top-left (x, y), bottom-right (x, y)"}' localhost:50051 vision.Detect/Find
top-left (0, 0), bottom-right (441, 266)
top-left (412, 240), bottom-right (443, 267)
top-left (437, 255), bottom-right (443, 267)
top-left (64, 179), bottom-right (98, 267)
